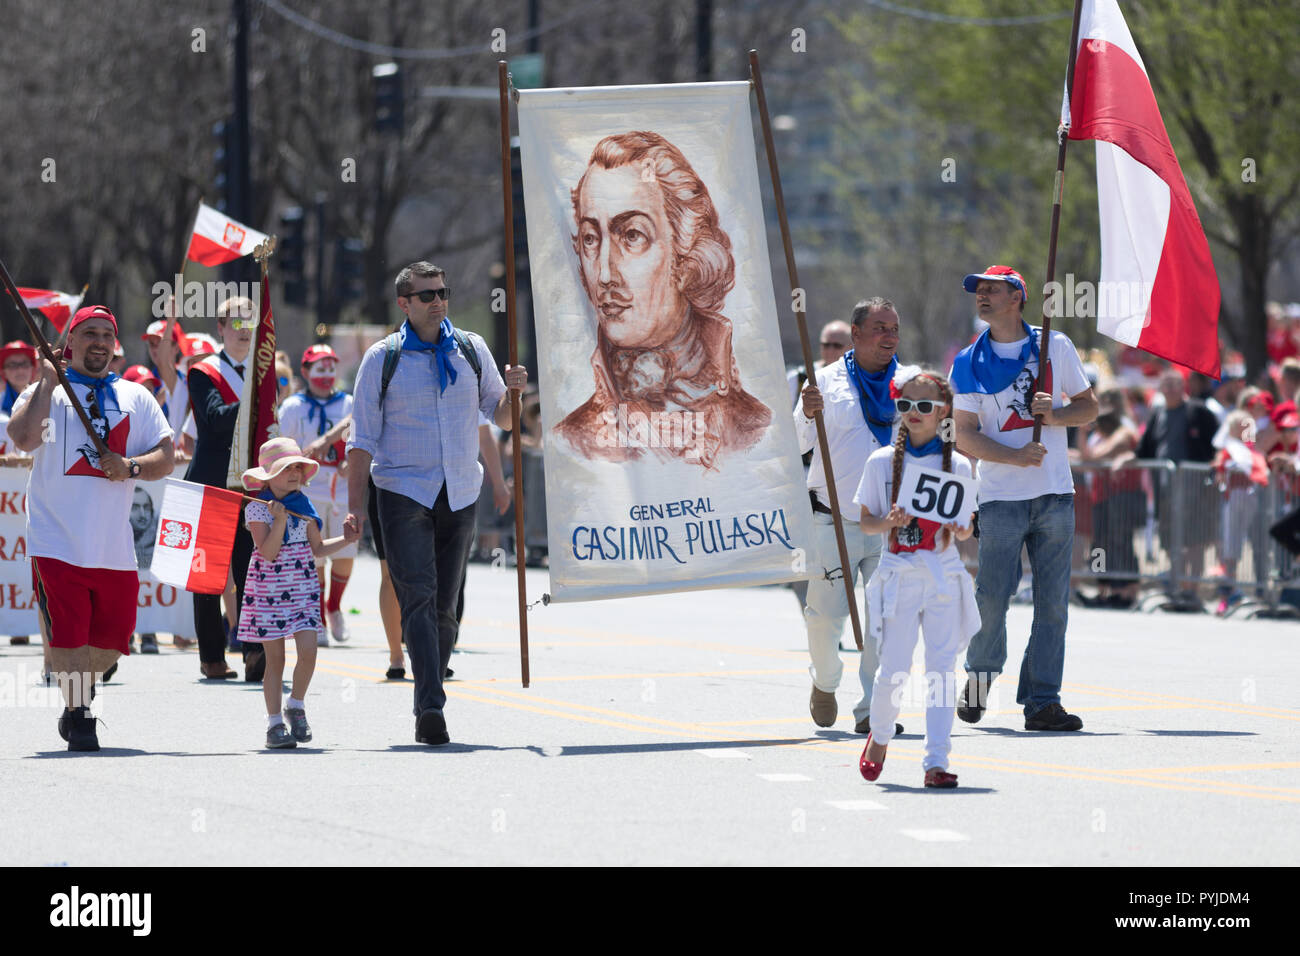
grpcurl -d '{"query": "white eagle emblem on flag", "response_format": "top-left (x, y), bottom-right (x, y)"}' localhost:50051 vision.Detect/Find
top-left (222, 223), bottom-right (245, 251)
top-left (158, 518), bottom-right (194, 549)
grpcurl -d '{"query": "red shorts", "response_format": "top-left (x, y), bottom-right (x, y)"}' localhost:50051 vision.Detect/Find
top-left (32, 557), bottom-right (138, 653)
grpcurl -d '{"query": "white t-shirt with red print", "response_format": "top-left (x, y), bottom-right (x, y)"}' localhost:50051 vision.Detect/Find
top-left (17, 378), bottom-right (173, 571)
top-left (854, 446), bottom-right (975, 555)
top-left (950, 329), bottom-right (1091, 502)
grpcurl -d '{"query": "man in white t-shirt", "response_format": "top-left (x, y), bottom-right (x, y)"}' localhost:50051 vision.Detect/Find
top-left (795, 298), bottom-right (903, 734)
top-left (949, 266), bottom-right (1097, 732)
top-left (8, 305), bottom-right (174, 751)
top-left (276, 344), bottom-right (355, 645)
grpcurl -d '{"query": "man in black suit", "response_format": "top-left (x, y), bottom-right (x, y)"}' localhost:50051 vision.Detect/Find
top-left (186, 296), bottom-right (260, 680)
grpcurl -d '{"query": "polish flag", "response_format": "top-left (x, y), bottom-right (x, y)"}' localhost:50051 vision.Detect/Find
top-left (185, 203), bottom-right (269, 267)
top-left (150, 477), bottom-right (244, 594)
top-left (17, 286), bottom-right (85, 333)
top-left (1065, 0), bottom-right (1221, 377)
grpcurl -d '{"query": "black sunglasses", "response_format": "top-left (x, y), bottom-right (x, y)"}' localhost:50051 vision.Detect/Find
top-left (405, 288), bottom-right (450, 302)
top-left (895, 398), bottom-right (940, 414)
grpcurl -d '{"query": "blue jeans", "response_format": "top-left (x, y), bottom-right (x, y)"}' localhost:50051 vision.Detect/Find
top-left (965, 494), bottom-right (1074, 716)
top-left (377, 486), bottom-right (477, 718)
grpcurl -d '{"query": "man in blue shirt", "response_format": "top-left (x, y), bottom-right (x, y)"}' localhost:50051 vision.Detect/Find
top-left (346, 262), bottom-right (527, 745)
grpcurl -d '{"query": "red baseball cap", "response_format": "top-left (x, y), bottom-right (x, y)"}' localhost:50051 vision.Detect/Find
top-left (141, 319), bottom-right (186, 343)
top-left (0, 340), bottom-right (37, 365)
top-left (963, 265), bottom-right (1028, 301)
top-left (181, 333), bottom-right (218, 359)
top-left (1272, 401), bottom-right (1299, 430)
top-left (301, 344), bottom-right (338, 367)
top-left (68, 304), bottom-right (119, 336)
top-left (122, 364), bottom-right (163, 392)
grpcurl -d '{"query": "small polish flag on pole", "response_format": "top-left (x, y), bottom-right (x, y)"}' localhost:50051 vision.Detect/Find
top-left (150, 477), bottom-right (245, 594)
top-left (16, 286), bottom-right (86, 333)
top-left (185, 202), bottom-right (270, 268)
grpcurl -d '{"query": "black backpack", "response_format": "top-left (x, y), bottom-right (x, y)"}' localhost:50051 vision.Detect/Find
top-left (378, 327), bottom-right (482, 409)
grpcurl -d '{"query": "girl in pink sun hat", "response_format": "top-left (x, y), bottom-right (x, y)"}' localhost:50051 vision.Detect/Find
top-left (238, 437), bottom-right (360, 749)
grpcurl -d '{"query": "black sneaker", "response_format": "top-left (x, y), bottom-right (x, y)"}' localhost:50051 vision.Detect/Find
top-left (66, 706), bottom-right (100, 752)
top-left (58, 708), bottom-right (73, 742)
top-left (140, 633), bottom-right (160, 654)
top-left (956, 674), bottom-right (989, 724)
top-left (1024, 702), bottom-right (1083, 731)
top-left (415, 710), bottom-right (450, 746)
top-left (853, 718), bottom-right (904, 735)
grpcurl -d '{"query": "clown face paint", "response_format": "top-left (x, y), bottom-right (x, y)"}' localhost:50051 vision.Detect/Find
top-left (306, 358), bottom-right (337, 396)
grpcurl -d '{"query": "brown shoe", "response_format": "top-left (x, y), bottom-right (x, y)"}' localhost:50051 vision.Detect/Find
top-left (200, 661), bottom-right (237, 680)
top-left (173, 636), bottom-right (196, 649)
top-left (810, 685), bottom-right (838, 727)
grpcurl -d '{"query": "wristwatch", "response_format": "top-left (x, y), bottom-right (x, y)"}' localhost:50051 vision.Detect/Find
top-left (128, 458), bottom-right (141, 478)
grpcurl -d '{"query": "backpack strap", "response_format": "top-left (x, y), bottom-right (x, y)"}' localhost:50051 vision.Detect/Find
top-left (378, 332), bottom-right (402, 409)
top-left (453, 328), bottom-right (482, 388)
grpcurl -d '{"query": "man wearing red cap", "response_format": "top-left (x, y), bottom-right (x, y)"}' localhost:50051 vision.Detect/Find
top-left (276, 344), bottom-right (355, 645)
top-left (7, 305), bottom-right (174, 750)
top-left (949, 266), bottom-right (1097, 732)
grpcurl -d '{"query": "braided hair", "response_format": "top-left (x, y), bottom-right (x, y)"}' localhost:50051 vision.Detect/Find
top-left (888, 368), bottom-right (956, 550)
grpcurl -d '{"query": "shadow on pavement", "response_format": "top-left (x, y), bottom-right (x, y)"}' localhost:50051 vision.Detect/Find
top-left (966, 727), bottom-right (1124, 737)
top-left (558, 737), bottom-right (820, 756)
top-left (876, 782), bottom-right (997, 795)
top-left (1141, 729), bottom-right (1258, 737)
top-left (27, 749), bottom-right (246, 758)
top-left (381, 743), bottom-right (548, 756)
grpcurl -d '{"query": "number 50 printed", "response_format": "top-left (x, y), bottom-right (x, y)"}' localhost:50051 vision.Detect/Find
top-left (896, 464), bottom-right (979, 528)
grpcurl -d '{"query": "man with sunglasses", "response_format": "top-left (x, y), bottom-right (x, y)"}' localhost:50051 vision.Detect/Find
top-left (345, 262), bottom-right (527, 746)
top-left (8, 305), bottom-right (174, 750)
top-left (795, 297), bottom-right (903, 734)
top-left (949, 265), bottom-right (1097, 732)
top-left (185, 296), bottom-right (261, 681)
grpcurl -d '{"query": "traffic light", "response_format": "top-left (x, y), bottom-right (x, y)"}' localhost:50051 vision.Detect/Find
top-left (372, 63), bottom-right (404, 134)
top-left (279, 207), bottom-right (307, 306)
top-left (212, 120), bottom-right (229, 212)
top-left (336, 238), bottom-right (365, 303)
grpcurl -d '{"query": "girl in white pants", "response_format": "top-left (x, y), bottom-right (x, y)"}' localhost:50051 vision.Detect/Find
top-left (853, 367), bottom-right (981, 788)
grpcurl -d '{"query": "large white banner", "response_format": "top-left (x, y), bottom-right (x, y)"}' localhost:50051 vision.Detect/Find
top-left (517, 81), bottom-right (814, 602)
top-left (0, 464), bottom-right (195, 636)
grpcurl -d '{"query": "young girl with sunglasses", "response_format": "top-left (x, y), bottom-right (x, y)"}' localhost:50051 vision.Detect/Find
top-left (853, 367), bottom-right (981, 788)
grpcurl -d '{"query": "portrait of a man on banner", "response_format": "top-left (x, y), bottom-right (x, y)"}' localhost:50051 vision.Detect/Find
top-left (556, 131), bottom-right (771, 470)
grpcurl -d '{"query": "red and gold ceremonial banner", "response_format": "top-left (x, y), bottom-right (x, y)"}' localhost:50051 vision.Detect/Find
top-left (517, 81), bottom-right (814, 602)
top-left (0, 463), bottom-right (196, 634)
top-left (224, 271), bottom-right (277, 489)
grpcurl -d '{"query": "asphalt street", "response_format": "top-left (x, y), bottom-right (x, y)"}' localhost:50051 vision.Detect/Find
top-left (3, 553), bottom-right (1297, 866)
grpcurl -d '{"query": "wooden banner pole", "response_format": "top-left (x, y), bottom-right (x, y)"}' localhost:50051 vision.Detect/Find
top-left (1033, 0), bottom-right (1085, 444)
top-left (0, 256), bottom-right (110, 459)
top-left (749, 50), bottom-right (863, 651)
top-left (499, 60), bottom-right (530, 689)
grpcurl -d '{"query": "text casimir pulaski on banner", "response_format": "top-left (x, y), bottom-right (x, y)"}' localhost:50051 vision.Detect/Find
top-left (554, 131), bottom-right (772, 470)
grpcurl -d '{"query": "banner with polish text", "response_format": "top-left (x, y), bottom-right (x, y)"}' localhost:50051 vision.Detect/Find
top-left (516, 81), bottom-right (814, 602)
top-left (0, 464), bottom-right (196, 635)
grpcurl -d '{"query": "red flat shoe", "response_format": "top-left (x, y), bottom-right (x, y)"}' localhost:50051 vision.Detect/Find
top-left (924, 768), bottom-right (958, 789)
top-left (859, 733), bottom-right (886, 781)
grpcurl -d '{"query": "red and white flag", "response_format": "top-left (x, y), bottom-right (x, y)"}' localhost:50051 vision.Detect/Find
top-left (149, 477), bottom-right (244, 594)
top-left (185, 202), bottom-right (269, 267)
top-left (17, 286), bottom-right (85, 333)
top-left (1065, 0), bottom-right (1221, 377)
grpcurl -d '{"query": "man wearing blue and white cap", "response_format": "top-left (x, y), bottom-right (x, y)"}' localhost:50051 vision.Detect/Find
top-left (949, 265), bottom-right (1097, 732)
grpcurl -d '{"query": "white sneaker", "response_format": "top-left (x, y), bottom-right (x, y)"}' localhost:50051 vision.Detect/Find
top-left (328, 609), bottom-right (349, 643)
top-left (316, 627), bottom-right (329, 647)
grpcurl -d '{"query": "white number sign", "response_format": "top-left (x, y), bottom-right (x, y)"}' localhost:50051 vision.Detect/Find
top-left (896, 464), bottom-right (978, 528)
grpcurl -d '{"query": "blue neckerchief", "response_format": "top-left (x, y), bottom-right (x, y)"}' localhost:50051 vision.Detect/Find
top-left (1, 382), bottom-right (18, 415)
top-left (300, 389), bottom-right (346, 436)
top-left (906, 434), bottom-right (943, 457)
top-left (148, 363), bottom-right (170, 418)
top-left (399, 318), bottom-right (459, 393)
top-left (256, 487), bottom-right (323, 543)
top-left (65, 368), bottom-right (120, 417)
top-left (950, 321), bottom-right (1040, 395)
top-left (843, 352), bottom-right (897, 448)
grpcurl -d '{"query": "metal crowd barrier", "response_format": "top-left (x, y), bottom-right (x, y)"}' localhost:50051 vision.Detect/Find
top-left (1068, 460), bottom-right (1300, 617)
